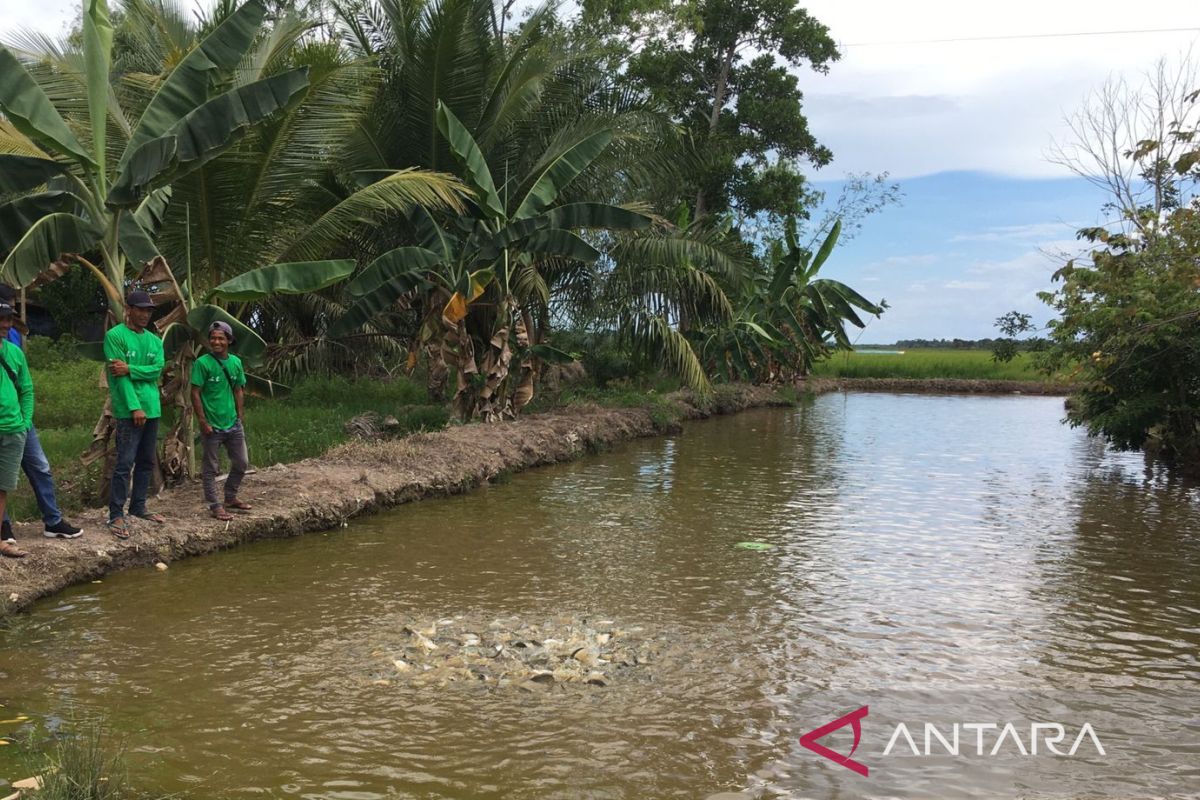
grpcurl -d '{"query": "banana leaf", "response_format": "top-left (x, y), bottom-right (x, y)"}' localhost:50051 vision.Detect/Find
top-left (811, 219), bottom-right (841, 274)
top-left (208, 259), bottom-right (356, 302)
top-left (436, 101), bottom-right (504, 219)
top-left (1, 212), bottom-right (102, 288)
top-left (186, 305), bottom-right (267, 366)
top-left (490, 217), bottom-right (549, 249)
top-left (133, 187), bottom-right (172, 232)
top-left (159, 321), bottom-right (195, 360)
top-left (331, 250), bottom-right (438, 336)
top-left (513, 129), bottom-right (612, 220)
top-left (119, 0), bottom-right (266, 170)
top-left (83, 0), bottom-right (114, 174)
top-left (521, 228), bottom-right (600, 262)
top-left (0, 191), bottom-right (76, 252)
top-left (345, 248), bottom-right (439, 299)
top-left (0, 47), bottom-right (95, 167)
top-left (109, 68), bottom-right (311, 206)
top-left (118, 214), bottom-right (162, 265)
top-left (0, 155), bottom-right (69, 194)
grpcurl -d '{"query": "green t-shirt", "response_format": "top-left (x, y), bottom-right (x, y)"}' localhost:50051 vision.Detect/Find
top-left (190, 352), bottom-right (246, 431)
top-left (104, 323), bottom-right (165, 419)
top-left (0, 341), bottom-right (33, 434)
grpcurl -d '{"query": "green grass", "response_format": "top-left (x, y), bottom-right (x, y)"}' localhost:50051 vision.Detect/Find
top-left (809, 349), bottom-right (1050, 381)
top-left (5, 361), bottom-right (446, 521)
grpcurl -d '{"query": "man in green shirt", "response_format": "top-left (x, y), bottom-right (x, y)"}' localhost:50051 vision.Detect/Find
top-left (0, 303), bottom-right (33, 558)
top-left (190, 321), bottom-right (251, 520)
top-left (105, 291), bottom-right (166, 538)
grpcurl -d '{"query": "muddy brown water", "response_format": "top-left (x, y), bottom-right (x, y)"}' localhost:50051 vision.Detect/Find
top-left (2, 393), bottom-right (1199, 799)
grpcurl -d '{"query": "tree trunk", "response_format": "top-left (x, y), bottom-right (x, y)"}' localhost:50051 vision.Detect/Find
top-left (694, 45), bottom-right (736, 222)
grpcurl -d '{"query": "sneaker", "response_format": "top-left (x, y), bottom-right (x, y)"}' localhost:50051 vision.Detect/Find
top-left (44, 519), bottom-right (83, 539)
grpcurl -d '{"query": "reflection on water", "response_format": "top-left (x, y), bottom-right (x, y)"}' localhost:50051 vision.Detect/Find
top-left (1, 393), bottom-right (1198, 798)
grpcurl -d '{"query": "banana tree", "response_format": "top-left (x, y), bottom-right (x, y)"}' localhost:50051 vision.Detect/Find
top-left (331, 101), bottom-right (652, 420)
top-left (701, 218), bottom-right (886, 381)
top-left (0, 0), bottom-right (315, 307)
top-left (0, 0), bottom-right (363, 480)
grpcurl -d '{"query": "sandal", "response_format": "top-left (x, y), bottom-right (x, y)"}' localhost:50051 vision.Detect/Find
top-left (211, 506), bottom-right (234, 521)
top-left (226, 499), bottom-right (252, 511)
top-left (1, 540), bottom-right (27, 559)
top-left (132, 512), bottom-right (166, 524)
top-left (107, 518), bottom-right (131, 540)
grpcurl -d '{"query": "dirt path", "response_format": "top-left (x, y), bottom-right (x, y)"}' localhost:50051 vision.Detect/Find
top-left (1, 387), bottom-right (790, 615)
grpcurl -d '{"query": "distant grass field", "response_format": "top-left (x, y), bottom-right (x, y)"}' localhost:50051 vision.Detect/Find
top-left (809, 349), bottom-right (1048, 381)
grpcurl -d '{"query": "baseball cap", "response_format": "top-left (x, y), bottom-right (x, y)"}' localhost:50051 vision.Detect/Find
top-left (208, 320), bottom-right (235, 342)
top-left (0, 303), bottom-right (15, 317)
top-left (126, 290), bottom-right (156, 308)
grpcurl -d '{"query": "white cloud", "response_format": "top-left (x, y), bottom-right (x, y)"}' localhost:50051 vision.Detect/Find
top-left (862, 253), bottom-right (944, 269)
top-left (949, 222), bottom-right (1081, 243)
top-left (801, 0), bottom-right (1200, 178)
top-left (944, 280), bottom-right (991, 290)
top-left (965, 241), bottom-right (1085, 277)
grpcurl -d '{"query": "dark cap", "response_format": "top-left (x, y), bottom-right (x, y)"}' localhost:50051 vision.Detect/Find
top-left (0, 284), bottom-right (14, 303)
top-left (126, 290), bottom-right (156, 309)
top-left (0, 303), bottom-right (15, 317)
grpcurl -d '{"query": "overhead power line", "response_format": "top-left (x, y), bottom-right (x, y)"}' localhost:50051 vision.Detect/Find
top-left (845, 27), bottom-right (1200, 47)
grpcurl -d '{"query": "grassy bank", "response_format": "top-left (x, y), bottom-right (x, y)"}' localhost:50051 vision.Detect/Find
top-left (809, 348), bottom-right (1049, 381)
top-left (9, 343), bottom-right (447, 521)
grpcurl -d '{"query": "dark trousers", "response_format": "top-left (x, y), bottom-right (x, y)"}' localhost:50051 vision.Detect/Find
top-left (201, 422), bottom-right (248, 508)
top-left (109, 417), bottom-right (159, 522)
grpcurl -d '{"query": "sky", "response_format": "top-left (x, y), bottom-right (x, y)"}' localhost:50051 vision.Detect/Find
top-left (798, 1), bottom-right (1200, 341)
top-left (2, 1), bottom-right (1199, 341)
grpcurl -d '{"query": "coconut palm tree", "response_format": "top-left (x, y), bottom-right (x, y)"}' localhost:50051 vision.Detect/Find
top-left (326, 0), bottom-right (746, 413)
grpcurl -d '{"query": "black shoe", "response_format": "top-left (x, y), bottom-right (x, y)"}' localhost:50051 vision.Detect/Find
top-left (44, 519), bottom-right (83, 539)
top-left (1, 519), bottom-right (11, 539)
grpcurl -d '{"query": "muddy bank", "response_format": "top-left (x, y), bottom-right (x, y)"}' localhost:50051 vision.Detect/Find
top-left (804, 377), bottom-right (1073, 395)
top-left (1, 386), bottom-right (790, 616)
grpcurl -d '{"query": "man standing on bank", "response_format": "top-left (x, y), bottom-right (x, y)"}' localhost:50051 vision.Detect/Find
top-left (0, 285), bottom-right (83, 550)
top-left (105, 290), bottom-right (166, 538)
top-left (190, 321), bottom-right (251, 521)
top-left (0, 302), bottom-right (34, 558)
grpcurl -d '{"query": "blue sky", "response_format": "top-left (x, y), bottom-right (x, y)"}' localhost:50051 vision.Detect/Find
top-left (792, 0), bottom-right (1200, 342)
top-left (808, 172), bottom-right (1109, 343)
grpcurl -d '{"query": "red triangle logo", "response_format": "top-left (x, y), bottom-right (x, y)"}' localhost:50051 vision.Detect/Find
top-left (799, 705), bottom-right (869, 777)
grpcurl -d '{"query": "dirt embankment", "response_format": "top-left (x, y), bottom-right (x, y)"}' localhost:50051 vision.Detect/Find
top-left (803, 377), bottom-right (1073, 395)
top-left (1, 386), bottom-right (790, 616)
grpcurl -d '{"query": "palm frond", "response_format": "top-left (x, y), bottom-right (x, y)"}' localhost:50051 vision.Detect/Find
top-left (281, 169), bottom-right (466, 261)
top-left (628, 315), bottom-right (709, 393)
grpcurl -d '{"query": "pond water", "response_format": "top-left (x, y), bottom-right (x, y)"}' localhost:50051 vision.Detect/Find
top-left (2, 393), bottom-right (1199, 799)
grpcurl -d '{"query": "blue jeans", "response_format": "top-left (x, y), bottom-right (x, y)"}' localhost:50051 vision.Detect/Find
top-left (109, 417), bottom-right (159, 522)
top-left (2, 426), bottom-right (64, 526)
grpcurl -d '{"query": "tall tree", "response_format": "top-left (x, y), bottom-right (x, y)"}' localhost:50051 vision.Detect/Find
top-left (1048, 55), bottom-right (1200, 236)
top-left (581, 0), bottom-right (838, 222)
top-left (1040, 87), bottom-right (1200, 467)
